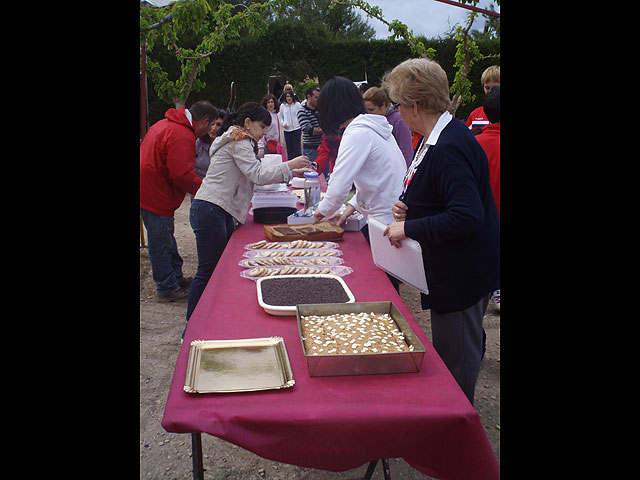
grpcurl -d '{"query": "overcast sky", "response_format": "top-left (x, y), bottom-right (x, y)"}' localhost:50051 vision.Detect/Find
top-left (361, 0), bottom-right (499, 39)
top-left (145, 0), bottom-right (500, 39)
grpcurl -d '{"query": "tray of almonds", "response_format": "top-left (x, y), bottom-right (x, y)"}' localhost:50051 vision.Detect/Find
top-left (296, 301), bottom-right (426, 376)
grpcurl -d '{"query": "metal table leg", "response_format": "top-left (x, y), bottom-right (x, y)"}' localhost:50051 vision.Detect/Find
top-left (363, 459), bottom-right (391, 479)
top-left (382, 459), bottom-right (391, 479)
top-left (364, 460), bottom-right (378, 479)
top-left (191, 433), bottom-right (205, 480)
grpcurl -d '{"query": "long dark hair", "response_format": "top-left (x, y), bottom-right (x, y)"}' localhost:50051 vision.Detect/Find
top-left (261, 93), bottom-right (280, 113)
top-left (317, 76), bottom-right (366, 137)
top-left (220, 101), bottom-right (272, 135)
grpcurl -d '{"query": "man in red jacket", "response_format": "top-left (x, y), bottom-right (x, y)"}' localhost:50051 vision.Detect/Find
top-left (475, 86), bottom-right (499, 218)
top-left (140, 101), bottom-right (218, 302)
top-left (475, 86), bottom-right (500, 312)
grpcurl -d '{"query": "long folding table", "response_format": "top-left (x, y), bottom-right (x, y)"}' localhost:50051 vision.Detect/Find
top-left (161, 212), bottom-right (499, 480)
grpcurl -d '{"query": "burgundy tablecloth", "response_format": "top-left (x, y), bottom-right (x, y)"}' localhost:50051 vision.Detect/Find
top-left (161, 214), bottom-right (499, 480)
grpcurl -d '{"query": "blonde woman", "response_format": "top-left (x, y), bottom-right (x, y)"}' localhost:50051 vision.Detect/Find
top-left (382, 58), bottom-right (500, 404)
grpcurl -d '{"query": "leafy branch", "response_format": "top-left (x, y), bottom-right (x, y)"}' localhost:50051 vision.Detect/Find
top-left (449, 9), bottom-right (484, 115)
top-left (330, 0), bottom-right (435, 59)
top-left (140, 0), bottom-right (268, 108)
top-left (330, 0), bottom-right (497, 115)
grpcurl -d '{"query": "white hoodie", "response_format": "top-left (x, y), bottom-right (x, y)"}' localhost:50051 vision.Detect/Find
top-left (316, 114), bottom-right (407, 224)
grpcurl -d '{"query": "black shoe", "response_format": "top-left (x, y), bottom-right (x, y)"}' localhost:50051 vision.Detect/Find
top-left (157, 286), bottom-right (188, 303)
top-left (177, 276), bottom-right (193, 290)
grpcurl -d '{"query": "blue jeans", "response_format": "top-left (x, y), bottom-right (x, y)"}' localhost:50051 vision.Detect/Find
top-left (304, 146), bottom-right (330, 181)
top-left (303, 146), bottom-right (318, 162)
top-left (140, 208), bottom-right (184, 295)
top-left (186, 200), bottom-right (236, 322)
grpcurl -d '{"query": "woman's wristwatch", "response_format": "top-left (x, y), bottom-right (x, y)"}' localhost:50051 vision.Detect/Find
top-left (310, 161), bottom-right (319, 171)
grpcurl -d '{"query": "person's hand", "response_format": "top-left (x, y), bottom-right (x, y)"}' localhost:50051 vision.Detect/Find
top-left (287, 155), bottom-right (311, 170)
top-left (291, 167), bottom-right (314, 177)
top-left (313, 209), bottom-right (325, 223)
top-left (383, 221), bottom-right (406, 248)
top-left (327, 211), bottom-right (347, 227)
top-left (391, 200), bottom-right (408, 222)
top-left (327, 205), bottom-right (354, 228)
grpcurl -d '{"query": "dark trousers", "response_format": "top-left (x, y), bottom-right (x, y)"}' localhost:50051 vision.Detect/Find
top-left (284, 129), bottom-right (302, 159)
top-left (431, 294), bottom-right (490, 405)
top-left (185, 200), bottom-right (236, 324)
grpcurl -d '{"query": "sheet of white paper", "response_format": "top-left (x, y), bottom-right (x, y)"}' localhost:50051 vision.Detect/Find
top-left (367, 216), bottom-right (429, 295)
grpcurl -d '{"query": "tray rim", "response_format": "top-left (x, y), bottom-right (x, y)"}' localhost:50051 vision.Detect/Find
top-left (183, 336), bottom-right (295, 393)
top-left (256, 274), bottom-right (355, 316)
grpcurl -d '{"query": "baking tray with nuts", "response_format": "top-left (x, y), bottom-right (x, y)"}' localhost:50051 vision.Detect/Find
top-left (296, 301), bottom-right (426, 376)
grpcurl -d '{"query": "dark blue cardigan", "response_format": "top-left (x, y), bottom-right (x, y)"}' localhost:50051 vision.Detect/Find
top-left (402, 117), bottom-right (500, 313)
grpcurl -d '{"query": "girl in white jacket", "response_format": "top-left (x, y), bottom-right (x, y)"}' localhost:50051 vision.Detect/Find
top-left (278, 90), bottom-right (303, 159)
top-left (313, 76), bottom-right (407, 226)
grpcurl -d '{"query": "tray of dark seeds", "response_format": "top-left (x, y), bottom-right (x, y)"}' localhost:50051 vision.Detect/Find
top-left (256, 274), bottom-right (355, 316)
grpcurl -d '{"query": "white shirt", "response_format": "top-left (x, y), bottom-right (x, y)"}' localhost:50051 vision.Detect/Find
top-left (278, 102), bottom-right (302, 131)
top-left (316, 114), bottom-right (407, 225)
top-left (402, 111), bottom-right (452, 196)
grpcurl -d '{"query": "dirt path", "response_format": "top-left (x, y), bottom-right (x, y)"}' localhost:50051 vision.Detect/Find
top-left (140, 196), bottom-right (500, 480)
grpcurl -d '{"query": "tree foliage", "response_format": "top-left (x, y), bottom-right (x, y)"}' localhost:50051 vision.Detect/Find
top-left (270, 0), bottom-right (375, 39)
top-left (140, 0), bottom-right (499, 114)
top-left (329, 0), bottom-right (499, 115)
top-left (141, 0), bottom-right (270, 107)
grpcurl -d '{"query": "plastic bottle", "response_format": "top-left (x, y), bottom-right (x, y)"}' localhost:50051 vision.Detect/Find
top-left (303, 171), bottom-right (321, 213)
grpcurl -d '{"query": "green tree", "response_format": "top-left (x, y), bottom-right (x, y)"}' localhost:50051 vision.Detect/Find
top-left (271, 0), bottom-right (375, 39)
top-left (140, 0), bottom-right (269, 108)
top-left (140, 0), bottom-right (376, 109)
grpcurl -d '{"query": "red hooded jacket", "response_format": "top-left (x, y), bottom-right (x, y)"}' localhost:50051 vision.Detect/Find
top-left (475, 123), bottom-right (500, 217)
top-left (140, 107), bottom-right (202, 217)
top-left (315, 135), bottom-right (341, 174)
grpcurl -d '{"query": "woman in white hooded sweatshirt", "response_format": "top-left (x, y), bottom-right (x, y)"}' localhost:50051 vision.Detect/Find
top-left (313, 76), bottom-right (407, 227)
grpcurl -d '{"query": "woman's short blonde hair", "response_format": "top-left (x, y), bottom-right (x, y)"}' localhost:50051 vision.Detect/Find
top-left (381, 58), bottom-right (451, 114)
top-left (362, 86), bottom-right (390, 107)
